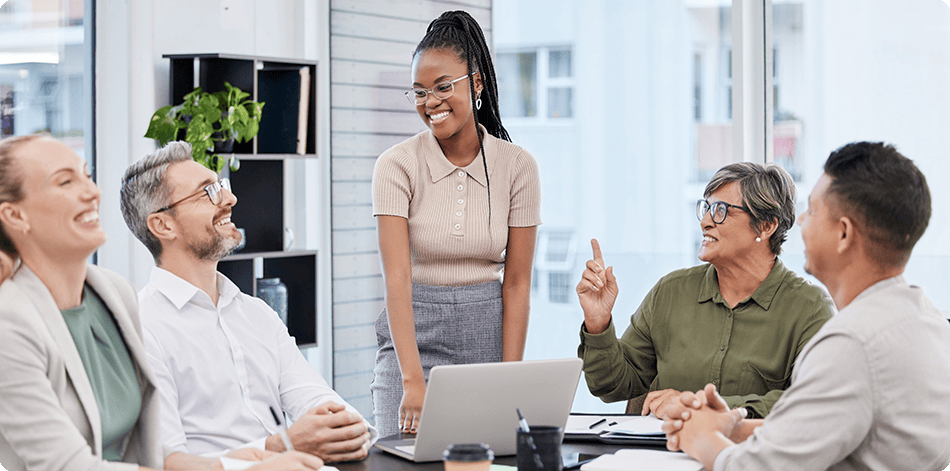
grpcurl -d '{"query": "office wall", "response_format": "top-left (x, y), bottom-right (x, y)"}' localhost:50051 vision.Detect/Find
top-left (96, 0), bottom-right (318, 285)
top-left (328, 0), bottom-right (492, 419)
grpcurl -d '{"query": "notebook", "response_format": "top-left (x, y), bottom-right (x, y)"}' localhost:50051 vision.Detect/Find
top-left (374, 358), bottom-right (584, 462)
top-left (580, 449), bottom-right (703, 471)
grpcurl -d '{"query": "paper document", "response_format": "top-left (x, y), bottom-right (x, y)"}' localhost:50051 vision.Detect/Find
top-left (602, 416), bottom-right (665, 437)
top-left (580, 449), bottom-right (703, 471)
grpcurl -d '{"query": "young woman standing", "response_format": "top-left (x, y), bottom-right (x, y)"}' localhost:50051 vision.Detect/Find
top-left (371, 11), bottom-right (541, 437)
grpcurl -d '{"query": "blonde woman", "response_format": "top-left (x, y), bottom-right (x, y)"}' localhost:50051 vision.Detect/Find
top-left (0, 135), bottom-right (321, 471)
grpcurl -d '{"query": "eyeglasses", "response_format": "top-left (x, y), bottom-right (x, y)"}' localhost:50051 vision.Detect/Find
top-left (405, 74), bottom-right (471, 105)
top-left (154, 178), bottom-right (231, 213)
top-left (696, 199), bottom-right (750, 224)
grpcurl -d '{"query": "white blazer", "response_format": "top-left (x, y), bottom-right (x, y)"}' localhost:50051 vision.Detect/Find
top-left (0, 264), bottom-right (164, 471)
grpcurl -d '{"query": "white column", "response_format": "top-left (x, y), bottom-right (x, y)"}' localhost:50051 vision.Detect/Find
top-left (732, 0), bottom-right (773, 164)
top-left (95, 0), bottom-right (158, 287)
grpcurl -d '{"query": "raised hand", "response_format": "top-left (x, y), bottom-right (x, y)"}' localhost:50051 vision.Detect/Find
top-left (576, 238), bottom-right (619, 334)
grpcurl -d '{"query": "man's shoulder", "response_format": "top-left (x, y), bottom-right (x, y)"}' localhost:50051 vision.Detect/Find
top-left (836, 280), bottom-right (946, 336)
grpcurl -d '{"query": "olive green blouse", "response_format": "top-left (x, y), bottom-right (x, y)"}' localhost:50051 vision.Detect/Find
top-left (578, 259), bottom-right (834, 418)
top-left (61, 285), bottom-right (142, 461)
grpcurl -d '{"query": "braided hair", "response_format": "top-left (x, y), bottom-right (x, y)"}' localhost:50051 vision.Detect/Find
top-left (413, 10), bottom-right (509, 223)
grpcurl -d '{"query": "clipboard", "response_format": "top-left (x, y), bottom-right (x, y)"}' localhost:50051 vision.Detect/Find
top-left (564, 413), bottom-right (667, 447)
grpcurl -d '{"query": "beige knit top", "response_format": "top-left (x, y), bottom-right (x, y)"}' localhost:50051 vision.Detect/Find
top-left (372, 127), bottom-right (542, 286)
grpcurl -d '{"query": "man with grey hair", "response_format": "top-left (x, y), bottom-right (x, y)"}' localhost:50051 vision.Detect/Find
top-left (120, 141), bottom-right (376, 463)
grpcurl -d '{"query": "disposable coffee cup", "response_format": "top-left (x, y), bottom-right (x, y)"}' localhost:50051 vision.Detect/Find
top-left (443, 443), bottom-right (494, 471)
top-left (516, 426), bottom-right (563, 471)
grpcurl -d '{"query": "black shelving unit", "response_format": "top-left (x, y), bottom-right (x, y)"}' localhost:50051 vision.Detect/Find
top-left (163, 53), bottom-right (318, 346)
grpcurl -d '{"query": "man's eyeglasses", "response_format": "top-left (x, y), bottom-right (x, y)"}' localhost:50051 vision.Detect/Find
top-left (405, 74), bottom-right (471, 105)
top-left (696, 199), bottom-right (750, 224)
top-left (154, 178), bottom-right (231, 213)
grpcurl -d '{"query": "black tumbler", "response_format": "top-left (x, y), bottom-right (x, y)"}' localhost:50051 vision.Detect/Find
top-left (516, 426), bottom-right (563, 471)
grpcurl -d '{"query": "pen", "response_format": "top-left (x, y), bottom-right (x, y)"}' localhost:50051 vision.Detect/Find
top-left (588, 418), bottom-right (607, 429)
top-left (608, 422), bottom-right (618, 426)
top-left (516, 408), bottom-right (531, 433)
top-left (269, 406), bottom-right (296, 452)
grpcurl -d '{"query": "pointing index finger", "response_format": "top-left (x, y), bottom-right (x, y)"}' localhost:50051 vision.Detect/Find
top-left (591, 238), bottom-right (605, 267)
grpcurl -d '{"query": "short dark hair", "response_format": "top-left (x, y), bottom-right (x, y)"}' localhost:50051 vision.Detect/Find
top-left (704, 162), bottom-right (797, 255)
top-left (823, 142), bottom-right (931, 267)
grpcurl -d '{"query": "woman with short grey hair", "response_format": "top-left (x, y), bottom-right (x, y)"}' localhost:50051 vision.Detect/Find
top-left (577, 161), bottom-right (835, 419)
top-left (703, 162), bottom-right (797, 256)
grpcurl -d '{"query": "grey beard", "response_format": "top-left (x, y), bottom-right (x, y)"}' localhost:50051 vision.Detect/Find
top-left (189, 230), bottom-right (241, 262)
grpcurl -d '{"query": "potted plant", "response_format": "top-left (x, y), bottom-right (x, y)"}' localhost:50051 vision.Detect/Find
top-left (145, 81), bottom-right (264, 173)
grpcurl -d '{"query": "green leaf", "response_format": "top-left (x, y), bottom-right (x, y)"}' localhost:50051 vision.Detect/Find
top-left (244, 120), bottom-right (260, 141)
top-left (192, 146), bottom-right (208, 167)
top-left (144, 105), bottom-right (178, 144)
top-left (184, 116), bottom-right (214, 143)
top-left (247, 102), bottom-right (265, 119)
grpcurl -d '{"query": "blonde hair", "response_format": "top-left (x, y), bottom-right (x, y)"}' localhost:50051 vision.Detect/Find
top-left (0, 134), bottom-right (51, 256)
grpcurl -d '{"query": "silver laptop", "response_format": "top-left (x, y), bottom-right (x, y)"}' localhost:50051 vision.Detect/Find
top-left (374, 358), bottom-right (583, 462)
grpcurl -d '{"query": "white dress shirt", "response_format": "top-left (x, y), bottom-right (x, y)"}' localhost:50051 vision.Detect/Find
top-left (714, 276), bottom-right (950, 471)
top-left (139, 267), bottom-right (377, 455)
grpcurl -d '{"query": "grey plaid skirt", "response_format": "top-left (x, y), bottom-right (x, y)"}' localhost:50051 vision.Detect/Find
top-left (370, 281), bottom-right (503, 437)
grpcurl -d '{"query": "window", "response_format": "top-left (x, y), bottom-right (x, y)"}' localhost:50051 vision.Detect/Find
top-left (495, 0), bottom-right (736, 412)
top-left (495, 0), bottom-right (950, 415)
top-left (497, 47), bottom-right (574, 120)
top-left (0, 0), bottom-right (92, 164)
top-left (533, 229), bottom-right (579, 304)
top-left (773, 0), bottom-right (950, 318)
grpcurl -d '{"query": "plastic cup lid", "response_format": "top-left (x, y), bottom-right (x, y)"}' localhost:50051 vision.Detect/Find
top-left (443, 443), bottom-right (494, 462)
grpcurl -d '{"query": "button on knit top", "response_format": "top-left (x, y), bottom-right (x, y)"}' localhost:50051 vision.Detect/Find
top-left (372, 126), bottom-right (542, 286)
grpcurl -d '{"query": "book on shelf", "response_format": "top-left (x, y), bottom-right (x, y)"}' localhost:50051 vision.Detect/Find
top-left (257, 66), bottom-right (310, 154)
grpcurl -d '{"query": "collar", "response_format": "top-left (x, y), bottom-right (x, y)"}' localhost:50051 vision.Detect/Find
top-left (148, 266), bottom-right (241, 311)
top-left (849, 274), bottom-right (907, 305)
top-left (424, 123), bottom-right (495, 187)
top-left (698, 258), bottom-right (789, 310)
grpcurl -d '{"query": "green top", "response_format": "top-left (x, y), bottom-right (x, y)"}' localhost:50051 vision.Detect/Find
top-left (61, 285), bottom-right (142, 462)
top-left (578, 259), bottom-right (834, 418)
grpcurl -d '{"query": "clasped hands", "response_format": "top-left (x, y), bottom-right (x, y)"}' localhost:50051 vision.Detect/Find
top-left (264, 401), bottom-right (371, 463)
top-left (660, 383), bottom-right (749, 465)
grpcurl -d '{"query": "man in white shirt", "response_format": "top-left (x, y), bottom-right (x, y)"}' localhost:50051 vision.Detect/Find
top-left (661, 142), bottom-right (950, 471)
top-left (119, 142), bottom-right (376, 463)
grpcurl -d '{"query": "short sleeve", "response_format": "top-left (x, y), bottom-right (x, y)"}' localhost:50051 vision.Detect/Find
top-left (508, 150), bottom-right (541, 227)
top-left (372, 147), bottom-right (415, 219)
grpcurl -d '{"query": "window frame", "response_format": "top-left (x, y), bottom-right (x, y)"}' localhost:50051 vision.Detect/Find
top-left (497, 44), bottom-right (576, 124)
